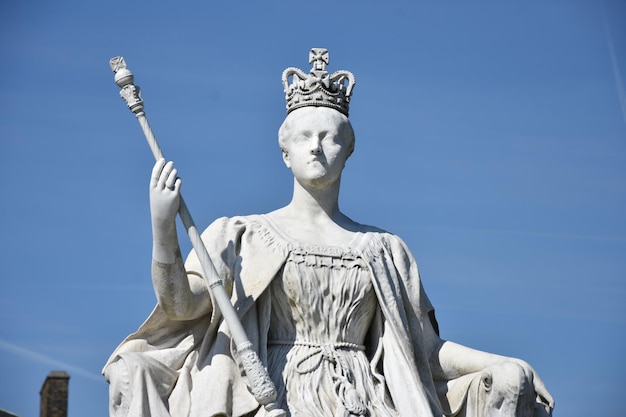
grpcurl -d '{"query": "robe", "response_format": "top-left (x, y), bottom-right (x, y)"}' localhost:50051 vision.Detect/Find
top-left (103, 215), bottom-right (500, 417)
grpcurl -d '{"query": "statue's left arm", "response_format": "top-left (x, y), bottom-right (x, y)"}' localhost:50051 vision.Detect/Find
top-left (429, 337), bottom-right (554, 411)
top-left (388, 234), bottom-right (554, 414)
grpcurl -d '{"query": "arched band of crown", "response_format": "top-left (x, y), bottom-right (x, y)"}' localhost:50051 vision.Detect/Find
top-left (282, 48), bottom-right (356, 116)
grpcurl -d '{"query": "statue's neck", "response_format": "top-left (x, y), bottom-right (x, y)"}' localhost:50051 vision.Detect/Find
top-left (267, 177), bottom-right (357, 246)
top-left (288, 178), bottom-right (342, 223)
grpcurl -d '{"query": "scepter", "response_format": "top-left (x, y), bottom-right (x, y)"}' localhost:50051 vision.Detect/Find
top-left (109, 56), bottom-right (284, 417)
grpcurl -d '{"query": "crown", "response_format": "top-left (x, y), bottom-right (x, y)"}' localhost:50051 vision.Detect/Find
top-left (282, 48), bottom-right (356, 116)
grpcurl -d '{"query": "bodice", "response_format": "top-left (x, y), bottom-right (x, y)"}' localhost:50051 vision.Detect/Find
top-left (260, 217), bottom-right (396, 417)
top-left (268, 246), bottom-right (377, 346)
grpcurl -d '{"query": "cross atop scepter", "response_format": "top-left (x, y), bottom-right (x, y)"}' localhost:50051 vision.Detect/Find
top-left (109, 57), bottom-right (145, 115)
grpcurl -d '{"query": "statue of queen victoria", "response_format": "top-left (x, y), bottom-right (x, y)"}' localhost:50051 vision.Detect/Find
top-left (104, 48), bottom-right (554, 417)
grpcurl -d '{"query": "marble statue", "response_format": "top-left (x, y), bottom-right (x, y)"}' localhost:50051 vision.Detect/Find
top-left (104, 48), bottom-right (554, 417)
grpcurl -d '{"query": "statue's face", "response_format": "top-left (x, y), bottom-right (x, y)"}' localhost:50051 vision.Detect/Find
top-left (280, 107), bottom-right (354, 189)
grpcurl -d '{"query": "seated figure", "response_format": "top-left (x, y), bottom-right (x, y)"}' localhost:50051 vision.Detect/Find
top-left (103, 48), bottom-right (554, 417)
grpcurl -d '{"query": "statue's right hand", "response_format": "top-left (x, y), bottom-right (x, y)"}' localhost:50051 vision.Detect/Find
top-left (150, 159), bottom-right (181, 226)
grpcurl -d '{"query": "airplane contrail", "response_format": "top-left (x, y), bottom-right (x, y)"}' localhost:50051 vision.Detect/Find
top-left (0, 339), bottom-right (103, 382)
top-left (603, 1), bottom-right (626, 126)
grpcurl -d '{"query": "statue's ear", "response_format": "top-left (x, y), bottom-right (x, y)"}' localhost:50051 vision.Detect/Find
top-left (282, 149), bottom-right (291, 168)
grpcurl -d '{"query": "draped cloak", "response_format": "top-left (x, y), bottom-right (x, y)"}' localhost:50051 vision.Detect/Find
top-left (103, 215), bottom-right (474, 417)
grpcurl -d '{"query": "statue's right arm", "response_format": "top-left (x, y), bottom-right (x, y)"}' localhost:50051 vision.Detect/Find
top-left (149, 159), bottom-right (211, 320)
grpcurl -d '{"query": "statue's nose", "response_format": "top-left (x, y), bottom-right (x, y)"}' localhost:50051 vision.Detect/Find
top-left (310, 139), bottom-right (322, 154)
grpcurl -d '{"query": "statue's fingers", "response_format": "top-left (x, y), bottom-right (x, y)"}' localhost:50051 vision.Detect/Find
top-left (173, 177), bottom-right (182, 192)
top-left (157, 161), bottom-right (175, 189)
top-left (151, 158), bottom-right (166, 187)
top-left (165, 168), bottom-right (178, 190)
top-left (534, 377), bottom-right (554, 409)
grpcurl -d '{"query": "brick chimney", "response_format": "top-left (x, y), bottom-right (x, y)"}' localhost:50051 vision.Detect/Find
top-left (39, 371), bottom-right (69, 417)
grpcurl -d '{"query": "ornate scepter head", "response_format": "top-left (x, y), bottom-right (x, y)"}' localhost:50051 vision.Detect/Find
top-left (109, 56), bottom-right (144, 114)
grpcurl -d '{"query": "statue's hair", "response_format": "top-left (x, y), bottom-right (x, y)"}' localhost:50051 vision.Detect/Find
top-left (278, 109), bottom-right (355, 157)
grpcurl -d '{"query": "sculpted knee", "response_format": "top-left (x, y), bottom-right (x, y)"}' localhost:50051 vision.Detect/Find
top-left (105, 358), bottom-right (132, 417)
top-left (105, 352), bottom-right (177, 416)
top-left (117, 352), bottom-right (146, 375)
top-left (476, 361), bottom-right (535, 417)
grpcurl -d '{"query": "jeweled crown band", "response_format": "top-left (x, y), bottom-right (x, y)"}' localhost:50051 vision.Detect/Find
top-left (282, 48), bottom-right (356, 116)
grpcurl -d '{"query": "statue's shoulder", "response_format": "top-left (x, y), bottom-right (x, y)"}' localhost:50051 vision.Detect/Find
top-left (344, 220), bottom-right (401, 253)
top-left (352, 221), bottom-right (414, 256)
top-left (207, 213), bottom-right (269, 227)
top-left (353, 222), bottom-right (387, 234)
top-left (352, 220), bottom-right (402, 242)
top-left (203, 214), bottom-right (268, 239)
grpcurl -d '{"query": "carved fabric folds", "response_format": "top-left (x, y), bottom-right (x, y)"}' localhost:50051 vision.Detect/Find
top-left (103, 215), bottom-right (493, 417)
top-left (265, 234), bottom-right (394, 417)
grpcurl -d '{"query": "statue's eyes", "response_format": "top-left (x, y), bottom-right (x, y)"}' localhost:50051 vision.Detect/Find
top-left (292, 135), bottom-right (309, 143)
top-left (323, 135), bottom-right (342, 145)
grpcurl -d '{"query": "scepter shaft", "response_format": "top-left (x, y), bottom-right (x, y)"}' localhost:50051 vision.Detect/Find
top-left (109, 56), bottom-right (284, 416)
top-left (134, 112), bottom-right (242, 332)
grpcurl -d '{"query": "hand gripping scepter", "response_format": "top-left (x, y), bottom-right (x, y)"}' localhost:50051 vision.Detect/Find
top-left (109, 56), bottom-right (285, 417)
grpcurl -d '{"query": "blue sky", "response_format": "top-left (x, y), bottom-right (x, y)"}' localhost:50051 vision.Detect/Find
top-left (1, 1), bottom-right (625, 416)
